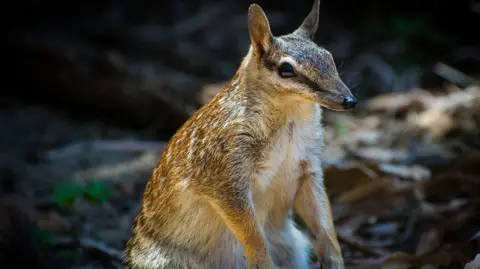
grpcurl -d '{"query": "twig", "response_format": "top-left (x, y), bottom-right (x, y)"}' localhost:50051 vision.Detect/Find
top-left (75, 151), bottom-right (161, 181)
top-left (45, 140), bottom-right (166, 160)
top-left (54, 236), bottom-right (124, 267)
top-left (433, 62), bottom-right (480, 87)
top-left (337, 233), bottom-right (388, 257)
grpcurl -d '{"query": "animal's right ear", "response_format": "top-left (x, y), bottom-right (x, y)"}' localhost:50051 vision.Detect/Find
top-left (248, 4), bottom-right (273, 56)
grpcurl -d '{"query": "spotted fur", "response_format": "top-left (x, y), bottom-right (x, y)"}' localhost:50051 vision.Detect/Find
top-left (124, 1), bottom-right (354, 268)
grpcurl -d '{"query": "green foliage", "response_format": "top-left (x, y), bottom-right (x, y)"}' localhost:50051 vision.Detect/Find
top-left (53, 182), bottom-right (84, 208)
top-left (34, 227), bottom-right (55, 245)
top-left (83, 180), bottom-right (113, 205)
top-left (53, 180), bottom-right (113, 209)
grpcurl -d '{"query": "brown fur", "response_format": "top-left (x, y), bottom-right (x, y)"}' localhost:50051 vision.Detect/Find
top-left (124, 1), bottom-right (355, 268)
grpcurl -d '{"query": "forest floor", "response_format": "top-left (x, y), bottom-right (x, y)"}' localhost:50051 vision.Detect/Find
top-left (1, 83), bottom-right (479, 269)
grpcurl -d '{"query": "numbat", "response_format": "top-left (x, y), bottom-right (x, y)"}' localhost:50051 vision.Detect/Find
top-left (125, 0), bottom-right (357, 268)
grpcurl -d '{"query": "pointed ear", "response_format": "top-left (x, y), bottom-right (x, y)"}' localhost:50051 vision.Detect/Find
top-left (293, 0), bottom-right (320, 39)
top-left (248, 4), bottom-right (273, 55)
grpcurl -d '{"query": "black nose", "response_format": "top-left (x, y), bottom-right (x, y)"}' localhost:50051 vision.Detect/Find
top-left (342, 96), bottom-right (357, 109)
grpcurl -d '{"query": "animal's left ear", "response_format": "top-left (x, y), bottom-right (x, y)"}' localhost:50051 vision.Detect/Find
top-left (248, 4), bottom-right (274, 55)
top-left (293, 0), bottom-right (320, 39)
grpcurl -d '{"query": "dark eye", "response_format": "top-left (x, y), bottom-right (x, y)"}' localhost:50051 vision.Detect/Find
top-left (278, 63), bottom-right (296, 78)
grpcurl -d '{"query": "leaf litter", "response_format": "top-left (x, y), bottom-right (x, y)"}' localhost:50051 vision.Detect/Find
top-left (318, 84), bottom-right (480, 269)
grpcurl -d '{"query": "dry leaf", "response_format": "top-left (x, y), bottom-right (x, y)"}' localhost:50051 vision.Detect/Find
top-left (348, 251), bottom-right (452, 269)
top-left (324, 161), bottom-right (378, 198)
top-left (336, 179), bottom-right (394, 204)
top-left (366, 89), bottom-right (431, 113)
top-left (352, 147), bottom-right (410, 163)
top-left (338, 130), bottom-right (383, 147)
top-left (410, 107), bottom-right (455, 140)
top-left (408, 86), bottom-right (480, 140)
top-left (378, 163), bottom-right (431, 181)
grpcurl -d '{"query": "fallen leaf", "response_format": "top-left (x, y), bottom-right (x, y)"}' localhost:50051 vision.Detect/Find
top-left (338, 130), bottom-right (383, 147)
top-left (365, 222), bottom-right (399, 237)
top-left (324, 161), bottom-right (379, 198)
top-left (336, 179), bottom-right (394, 204)
top-left (348, 251), bottom-right (452, 269)
top-left (352, 147), bottom-right (410, 163)
top-left (410, 107), bottom-right (456, 140)
top-left (378, 163), bottom-right (431, 181)
top-left (366, 89), bottom-right (431, 113)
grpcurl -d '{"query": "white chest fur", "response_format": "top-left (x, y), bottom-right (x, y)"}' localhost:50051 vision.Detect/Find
top-left (254, 104), bottom-right (323, 192)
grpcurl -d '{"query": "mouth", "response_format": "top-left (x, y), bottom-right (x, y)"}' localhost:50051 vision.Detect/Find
top-left (315, 92), bottom-right (357, 111)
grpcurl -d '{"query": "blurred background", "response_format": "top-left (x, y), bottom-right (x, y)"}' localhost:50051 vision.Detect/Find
top-left (1, 0), bottom-right (479, 268)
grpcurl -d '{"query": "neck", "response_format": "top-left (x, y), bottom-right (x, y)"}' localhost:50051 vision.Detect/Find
top-left (221, 48), bottom-right (319, 137)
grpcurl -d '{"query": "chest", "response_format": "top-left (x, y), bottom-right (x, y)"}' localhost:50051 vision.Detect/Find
top-left (254, 116), bottom-right (322, 192)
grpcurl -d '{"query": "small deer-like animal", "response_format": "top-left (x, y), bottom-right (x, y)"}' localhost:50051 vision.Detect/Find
top-left (124, 0), bottom-right (357, 268)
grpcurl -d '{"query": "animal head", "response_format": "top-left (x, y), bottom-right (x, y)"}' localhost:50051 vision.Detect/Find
top-left (244, 0), bottom-right (357, 111)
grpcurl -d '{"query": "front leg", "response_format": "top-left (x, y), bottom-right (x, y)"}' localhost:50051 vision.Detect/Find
top-left (294, 160), bottom-right (344, 269)
top-left (207, 177), bottom-right (276, 269)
